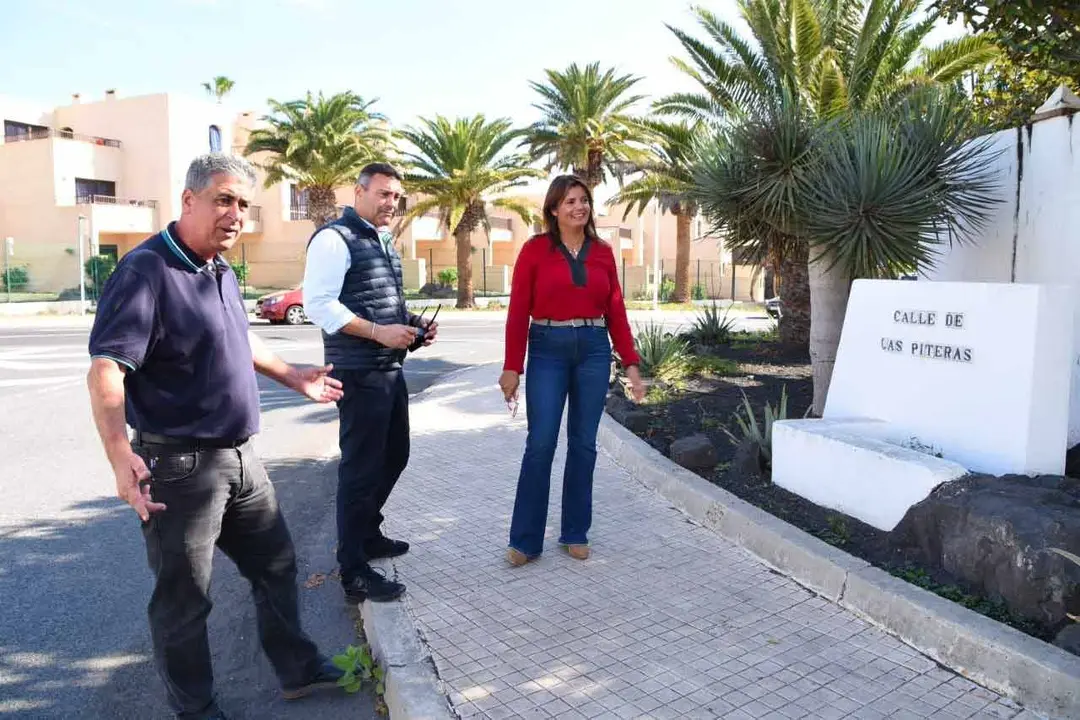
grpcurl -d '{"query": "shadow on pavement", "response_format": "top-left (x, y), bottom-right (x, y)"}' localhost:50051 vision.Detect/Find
top-left (257, 358), bottom-right (472, 415)
top-left (0, 457), bottom-right (378, 719)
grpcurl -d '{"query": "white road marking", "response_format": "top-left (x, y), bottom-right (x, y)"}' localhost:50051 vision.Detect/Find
top-left (0, 375), bottom-right (83, 388)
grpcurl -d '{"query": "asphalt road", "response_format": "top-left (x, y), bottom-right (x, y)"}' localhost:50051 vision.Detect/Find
top-left (0, 309), bottom-right (771, 718)
top-left (0, 316), bottom-right (505, 719)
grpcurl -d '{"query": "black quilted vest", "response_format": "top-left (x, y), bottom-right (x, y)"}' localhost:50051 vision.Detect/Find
top-left (317, 207), bottom-right (410, 371)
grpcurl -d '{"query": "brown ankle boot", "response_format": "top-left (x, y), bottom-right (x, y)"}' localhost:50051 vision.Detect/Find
top-left (566, 544), bottom-right (590, 560)
top-left (506, 548), bottom-right (532, 566)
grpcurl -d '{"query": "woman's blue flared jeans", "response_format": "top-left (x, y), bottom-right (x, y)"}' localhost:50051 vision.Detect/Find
top-left (509, 324), bottom-right (611, 557)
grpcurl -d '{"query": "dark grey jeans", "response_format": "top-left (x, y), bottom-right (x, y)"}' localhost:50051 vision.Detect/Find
top-left (134, 440), bottom-right (322, 718)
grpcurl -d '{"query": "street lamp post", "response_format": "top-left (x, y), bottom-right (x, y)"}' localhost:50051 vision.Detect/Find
top-left (4, 237), bottom-right (12, 304)
top-left (651, 199), bottom-right (661, 313)
top-left (77, 215), bottom-right (87, 315)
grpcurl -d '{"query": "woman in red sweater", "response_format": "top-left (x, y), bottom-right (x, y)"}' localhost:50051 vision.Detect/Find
top-left (499, 175), bottom-right (645, 566)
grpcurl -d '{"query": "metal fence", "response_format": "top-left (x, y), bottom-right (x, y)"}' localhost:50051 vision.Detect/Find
top-left (0, 240), bottom-right (115, 305)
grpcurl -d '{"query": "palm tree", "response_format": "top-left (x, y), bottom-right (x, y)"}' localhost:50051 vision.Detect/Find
top-left (689, 95), bottom-right (815, 348)
top-left (659, 1), bottom-right (998, 123)
top-left (396, 115), bottom-right (544, 309)
top-left (608, 120), bottom-right (703, 303)
top-left (202, 76), bottom-right (235, 103)
top-left (693, 88), bottom-right (1000, 414)
top-left (243, 91), bottom-right (389, 228)
top-left (525, 62), bottom-right (653, 190)
top-left (665, 0), bottom-right (999, 411)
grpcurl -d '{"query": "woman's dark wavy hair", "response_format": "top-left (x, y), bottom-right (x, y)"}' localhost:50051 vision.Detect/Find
top-left (542, 174), bottom-right (601, 250)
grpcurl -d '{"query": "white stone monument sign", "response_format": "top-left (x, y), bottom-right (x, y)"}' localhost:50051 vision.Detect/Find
top-left (772, 279), bottom-right (1074, 531)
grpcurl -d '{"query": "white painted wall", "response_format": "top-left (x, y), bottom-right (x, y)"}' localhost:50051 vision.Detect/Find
top-left (924, 111), bottom-right (1080, 446)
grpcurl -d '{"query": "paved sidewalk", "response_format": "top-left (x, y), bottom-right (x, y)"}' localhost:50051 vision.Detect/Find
top-left (379, 364), bottom-right (1032, 720)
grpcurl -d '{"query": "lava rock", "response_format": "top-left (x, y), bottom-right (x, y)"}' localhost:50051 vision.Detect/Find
top-left (892, 474), bottom-right (1080, 628)
top-left (1053, 624), bottom-right (1080, 657)
top-left (1066, 443), bottom-right (1080, 479)
top-left (605, 395), bottom-right (650, 433)
top-left (670, 434), bottom-right (719, 471)
top-left (731, 439), bottom-right (767, 480)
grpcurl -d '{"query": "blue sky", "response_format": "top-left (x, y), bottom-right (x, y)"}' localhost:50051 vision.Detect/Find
top-left (1, 0), bottom-right (961, 127)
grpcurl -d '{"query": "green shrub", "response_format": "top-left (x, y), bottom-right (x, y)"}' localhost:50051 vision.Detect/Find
top-left (229, 259), bottom-right (249, 287)
top-left (1, 265), bottom-right (29, 291)
top-left (633, 321), bottom-right (690, 384)
top-left (689, 355), bottom-right (739, 376)
top-left (691, 284), bottom-right (706, 300)
top-left (85, 255), bottom-right (117, 291)
top-left (658, 277), bottom-right (676, 302)
top-left (437, 267), bottom-right (458, 287)
top-left (689, 302), bottom-right (737, 347)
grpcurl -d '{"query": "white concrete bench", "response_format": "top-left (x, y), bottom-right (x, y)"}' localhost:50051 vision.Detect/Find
top-left (772, 418), bottom-right (969, 531)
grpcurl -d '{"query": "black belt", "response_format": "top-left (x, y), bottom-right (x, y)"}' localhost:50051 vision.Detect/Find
top-left (134, 431), bottom-right (249, 449)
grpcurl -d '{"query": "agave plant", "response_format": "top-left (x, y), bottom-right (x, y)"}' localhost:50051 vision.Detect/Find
top-left (722, 386), bottom-right (791, 465)
top-left (689, 301), bottom-right (738, 348)
top-left (633, 321), bottom-right (691, 385)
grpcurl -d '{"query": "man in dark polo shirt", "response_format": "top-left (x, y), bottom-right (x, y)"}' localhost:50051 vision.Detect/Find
top-left (303, 162), bottom-right (438, 605)
top-left (87, 154), bottom-right (346, 720)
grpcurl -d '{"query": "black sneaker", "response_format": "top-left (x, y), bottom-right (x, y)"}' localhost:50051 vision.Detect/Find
top-left (364, 535), bottom-right (410, 560)
top-left (343, 566), bottom-right (406, 604)
top-left (282, 659), bottom-right (345, 701)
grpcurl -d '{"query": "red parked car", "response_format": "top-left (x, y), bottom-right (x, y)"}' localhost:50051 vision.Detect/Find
top-left (255, 286), bottom-right (307, 325)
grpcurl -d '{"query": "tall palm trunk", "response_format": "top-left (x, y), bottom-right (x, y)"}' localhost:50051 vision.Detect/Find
top-left (778, 240), bottom-right (810, 349)
top-left (672, 209), bottom-right (692, 303)
top-left (306, 185), bottom-right (339, 228)
top-left (454, 225), bottom-right (476, 309)
top-left (807, 248), bottom-right (851, 416)
top-left (574, 149), bottom-right (605, 190)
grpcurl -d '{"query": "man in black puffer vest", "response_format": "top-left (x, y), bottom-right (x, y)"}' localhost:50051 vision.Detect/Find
top-left (302, 163), bottom-right (438, 604)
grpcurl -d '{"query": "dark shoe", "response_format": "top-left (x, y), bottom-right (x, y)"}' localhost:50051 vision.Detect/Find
top-left (343, 566), bottom-right (406, 604)
top-left (282, 659), bottom-right (345, 701)
top-left (364, 535), bottom-right (409, 560)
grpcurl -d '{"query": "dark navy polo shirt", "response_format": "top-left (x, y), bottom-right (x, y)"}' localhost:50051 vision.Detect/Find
top-left (88, 222), bottom-right (260, 439)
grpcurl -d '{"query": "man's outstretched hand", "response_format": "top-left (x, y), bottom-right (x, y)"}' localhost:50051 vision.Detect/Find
top-left (294, 364), bottom-right (344, 403)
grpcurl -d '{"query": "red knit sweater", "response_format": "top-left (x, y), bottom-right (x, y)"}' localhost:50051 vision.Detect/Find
top-left (503, 234), bottom-right (640, 373)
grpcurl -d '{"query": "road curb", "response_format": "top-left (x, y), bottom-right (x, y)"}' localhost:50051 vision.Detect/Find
top-left (361, 596), bottom-right (454, 720)
top-left (355, 366), bottom-right (501, 720)
top-left (596, 413), bottom-right (1080, 720)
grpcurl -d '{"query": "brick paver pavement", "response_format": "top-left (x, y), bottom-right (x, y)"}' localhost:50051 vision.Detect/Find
top-left (377, 364), bottom-right (1035, 719)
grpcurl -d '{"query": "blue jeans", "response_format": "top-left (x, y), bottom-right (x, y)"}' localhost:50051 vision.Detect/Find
top-left (509, 324), bottom-right (611, 557)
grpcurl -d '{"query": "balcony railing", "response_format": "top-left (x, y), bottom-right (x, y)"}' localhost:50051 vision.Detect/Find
top-left (77, 194), bottom-right (157, 208)
top-left (619, 227), bottom-right (633, 239)
top-left (249, 205), bottom-right (262, 222)
top-left (490, 217), bottom-right (513, 231)
top-left (5, 128), bottom-right (122, 148)
top-left (290, 204), bottom-right (308, 221)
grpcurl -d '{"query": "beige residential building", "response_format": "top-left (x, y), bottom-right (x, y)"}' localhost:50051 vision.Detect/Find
top-left (1, 90), bottom-right (764, 301)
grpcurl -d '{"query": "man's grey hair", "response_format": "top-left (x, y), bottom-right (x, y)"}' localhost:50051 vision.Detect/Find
top-left (185, 153), bottom-right (257, 193)
top-left (357, 162), bottom-right (402, 188)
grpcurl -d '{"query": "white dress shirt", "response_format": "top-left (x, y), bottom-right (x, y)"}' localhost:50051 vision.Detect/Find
top-left (302, 219), bottom-right (399, 335)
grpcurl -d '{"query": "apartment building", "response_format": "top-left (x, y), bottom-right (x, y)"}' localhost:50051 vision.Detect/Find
top-left (0, 90), bottom-right (764, 301)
